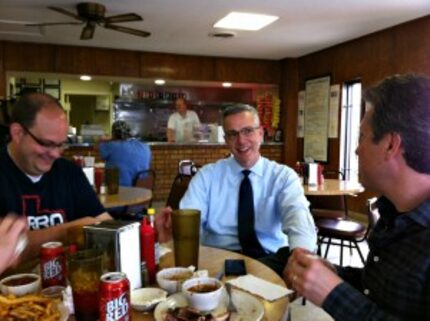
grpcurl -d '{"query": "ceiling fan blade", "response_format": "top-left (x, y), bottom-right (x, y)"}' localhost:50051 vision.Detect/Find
top-left (104, 13), bottom-right (142, 24)
top-left (48, 6), bottom-right (82, 21)
top-left (81, 22), bottom-right (96, 40)
top-left (26, 22), bottom-right (83, 27)
top-left (104, 24), bottom-right (151, 37)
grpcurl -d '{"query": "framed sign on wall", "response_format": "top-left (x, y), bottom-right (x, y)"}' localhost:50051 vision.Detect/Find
top-left (303, 75), bottom-right (331, 162)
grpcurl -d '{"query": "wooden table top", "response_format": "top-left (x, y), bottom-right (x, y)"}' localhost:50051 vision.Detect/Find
top-left (303, 178), bottom-right (364, 196)
top-left (69, 246), bottom-right (289, 321)
top-left (98, 186), bottom-right (152, 208)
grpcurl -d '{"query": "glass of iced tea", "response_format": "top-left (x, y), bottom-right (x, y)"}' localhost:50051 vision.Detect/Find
top-left (69, 249), bottom-right (103, 321)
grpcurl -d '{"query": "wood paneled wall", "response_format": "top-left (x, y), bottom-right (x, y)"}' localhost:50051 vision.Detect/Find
top-left (281, 15), bottom-right (430, 212)
top-left (0, 42), bottom-right (281, 99)
top-left (282, 16), bottom-right (430, 169)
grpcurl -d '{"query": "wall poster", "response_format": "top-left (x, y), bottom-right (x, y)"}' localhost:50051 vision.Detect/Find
top-left (303, 76), bottom-right (330, 162)
top-left (297, 90), bottom-right (305, 138)
top-left (328, 84), bottom-right (340, 138)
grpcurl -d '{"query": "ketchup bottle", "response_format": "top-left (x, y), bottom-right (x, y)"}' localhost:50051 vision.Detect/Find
top-left (140, 217), bottom-right (156, 284)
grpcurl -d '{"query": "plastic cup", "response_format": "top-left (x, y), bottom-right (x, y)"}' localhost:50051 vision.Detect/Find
top-left (69, 249), bottom-right (103, 321)
top-left (171, 209), bottom-right (201, 269)
top-left (105, 167), bottom-right (119, 195)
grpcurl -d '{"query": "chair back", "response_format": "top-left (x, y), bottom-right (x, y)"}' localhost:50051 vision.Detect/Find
top-left (133, 169), bottom-right (156, 191)
top-left (166, 160), bottom-right (200, 210)
top-left (123, 169), bottom-right (156, 217)
top-left (166, 174), bottom-right (193, 210)
top-left (365, 197), bottom-right (380, 239)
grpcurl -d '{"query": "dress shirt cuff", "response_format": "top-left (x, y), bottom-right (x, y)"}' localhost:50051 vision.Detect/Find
top-left (322, 282), bottom-right (372, 321)
top-left (289, 235), bottom-right (317, 253)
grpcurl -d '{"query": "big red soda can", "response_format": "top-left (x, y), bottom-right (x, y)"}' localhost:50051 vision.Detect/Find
top-left (99, 272), bottom-right (131, 321)
top-left (40, 241), bottom-right (66, 288)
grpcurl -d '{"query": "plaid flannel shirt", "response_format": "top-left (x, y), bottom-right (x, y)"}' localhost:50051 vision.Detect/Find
top-left (323, 196), bottom-right (430, 321)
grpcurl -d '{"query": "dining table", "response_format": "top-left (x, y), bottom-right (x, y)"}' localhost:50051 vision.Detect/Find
top-left (303, 178), bottom-right (364, 196)
top-left (67, 245), bottom-right (289, 321)
top-left (98, 186), bottom-right (152, 209)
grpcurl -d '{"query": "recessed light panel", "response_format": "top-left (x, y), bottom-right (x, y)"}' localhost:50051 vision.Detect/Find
top-left (214, 12), bottom-right (279, 31)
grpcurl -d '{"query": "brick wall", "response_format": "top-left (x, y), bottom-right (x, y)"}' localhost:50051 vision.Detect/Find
top-left (151, 143), bottom-right (283, 202)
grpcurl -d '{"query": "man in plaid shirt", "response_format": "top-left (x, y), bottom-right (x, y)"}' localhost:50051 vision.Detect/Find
top-left (285, 74), bottom-right (430, 320)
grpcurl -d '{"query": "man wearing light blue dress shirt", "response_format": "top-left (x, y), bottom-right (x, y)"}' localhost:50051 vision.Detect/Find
top-left (158, 104), bottom-right (316, 275)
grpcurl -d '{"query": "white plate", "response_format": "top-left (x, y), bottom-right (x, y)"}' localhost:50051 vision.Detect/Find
top-left (154, 288), bottom-right (264, 321)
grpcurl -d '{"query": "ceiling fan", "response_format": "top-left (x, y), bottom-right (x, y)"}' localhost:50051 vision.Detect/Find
top-left (27, 2), bottom-right (151, 40)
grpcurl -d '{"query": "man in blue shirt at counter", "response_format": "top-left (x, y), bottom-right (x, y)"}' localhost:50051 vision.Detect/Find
top-left (157, 104), bottom-right (316, 275)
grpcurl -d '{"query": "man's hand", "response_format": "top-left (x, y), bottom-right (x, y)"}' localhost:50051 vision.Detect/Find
top-left (0, 214), bottom-right (28, 274)
top-left (283, 247), bottom-right (342, 306)
top-left (155, 207), bottom-right (173, 243)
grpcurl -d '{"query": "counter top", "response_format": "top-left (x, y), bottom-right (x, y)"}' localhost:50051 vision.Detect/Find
top-left (66, 141), bottom-right (283, 148)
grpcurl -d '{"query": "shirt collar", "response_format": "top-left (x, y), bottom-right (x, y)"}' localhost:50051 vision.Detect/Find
top-left (377, 195), bottom-right (430, 228)
top-left (228, 156), bottom-right (264, 177)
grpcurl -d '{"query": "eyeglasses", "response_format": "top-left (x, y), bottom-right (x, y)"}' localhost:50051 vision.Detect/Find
top-left (21, 125), bottom-right (68, 150)
top-left (224, 126), bottom-right (260, 139)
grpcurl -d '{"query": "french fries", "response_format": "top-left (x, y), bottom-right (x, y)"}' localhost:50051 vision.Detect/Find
top-left (0, 293), bottom-right (61, 321)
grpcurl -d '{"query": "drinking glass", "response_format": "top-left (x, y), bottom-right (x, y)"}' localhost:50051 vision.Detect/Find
top-left (69, 249), bottom-right (103, 321)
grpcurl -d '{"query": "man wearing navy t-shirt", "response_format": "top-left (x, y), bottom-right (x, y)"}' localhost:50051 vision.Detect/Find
top-left (0, 93), bottom-right (111, 260)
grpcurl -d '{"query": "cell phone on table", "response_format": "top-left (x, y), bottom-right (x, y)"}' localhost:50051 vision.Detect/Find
top-left (225, 259), bottom-right (247, 276)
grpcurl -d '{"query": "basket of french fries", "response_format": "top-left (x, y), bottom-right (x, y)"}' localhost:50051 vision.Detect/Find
top-left (0, 293), bottom-right (66, 321)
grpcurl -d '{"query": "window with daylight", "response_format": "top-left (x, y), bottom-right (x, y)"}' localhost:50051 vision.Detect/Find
top-left (340, 81), bottom-right (362, 181)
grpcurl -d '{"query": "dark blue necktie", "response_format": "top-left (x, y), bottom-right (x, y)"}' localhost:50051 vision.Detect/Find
top-left (238, 170), bottom-right (266, 258)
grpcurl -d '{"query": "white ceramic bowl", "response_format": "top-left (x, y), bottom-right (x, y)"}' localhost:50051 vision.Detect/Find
top-left (156, 267), bottom-right (194, 294)
top-left (131, 287), bottom-right (167, 312)
top-left (182, 277), bottom-right (224, 312)
top-left (0, 273), bottom-right (41, 296)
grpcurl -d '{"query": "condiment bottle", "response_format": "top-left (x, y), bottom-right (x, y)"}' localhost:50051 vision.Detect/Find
top-left (147, 208), bottom-right (160, 269)
top-left (140, 217), bottom-right (156, 284)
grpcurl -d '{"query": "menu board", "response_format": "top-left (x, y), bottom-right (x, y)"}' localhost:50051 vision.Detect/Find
top-left (303, 76), bottom-right (330, 162)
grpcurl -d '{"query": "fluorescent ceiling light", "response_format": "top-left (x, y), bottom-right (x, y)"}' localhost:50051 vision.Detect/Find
top-left (222, 82), bottom-right (232, 88)
top-left (80, 75), bottom-right (92, 81)
top-left (214, 12), bottom-right (279, 31)
top-left (155, 79), bottom-right (165, 85)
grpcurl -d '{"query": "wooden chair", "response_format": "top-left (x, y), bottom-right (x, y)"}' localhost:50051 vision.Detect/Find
top-left (165, 174), bottom-right (192, 210)
top-left (166, 160), bottom-right (199, 210)
top-left (316, 197), bottom-right (380, 266)
top-left (123, 169), bottom-right (156, 216)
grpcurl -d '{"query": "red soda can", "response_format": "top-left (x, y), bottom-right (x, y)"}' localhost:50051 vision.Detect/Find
top-left (99, 272), bottom-right (131, 321)
top-left (40, 241), bottom-right (66, 288)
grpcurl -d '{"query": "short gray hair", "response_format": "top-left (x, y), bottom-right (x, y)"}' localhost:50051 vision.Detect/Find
top-left (222, 104), bottom-right (260, 127)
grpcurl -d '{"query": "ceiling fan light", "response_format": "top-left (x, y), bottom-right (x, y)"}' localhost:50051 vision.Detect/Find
top-left (81, 22), bottom-right (95, 39)
top-left (80, 75), bottom-right (92, 81)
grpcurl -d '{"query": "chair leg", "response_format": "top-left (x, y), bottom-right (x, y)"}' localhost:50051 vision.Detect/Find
top-left (354, 241), bottom-right (366, 264)
top-left (340, 239), bottom-right (344, 266)
top-left (324, 238), bottom-right (332, 259)
top-left (349, 241), bottom-right (353, 256)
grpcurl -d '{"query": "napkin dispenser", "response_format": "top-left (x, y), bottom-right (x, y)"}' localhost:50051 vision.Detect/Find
top-left (84, 220), bottom-right (142, 289)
